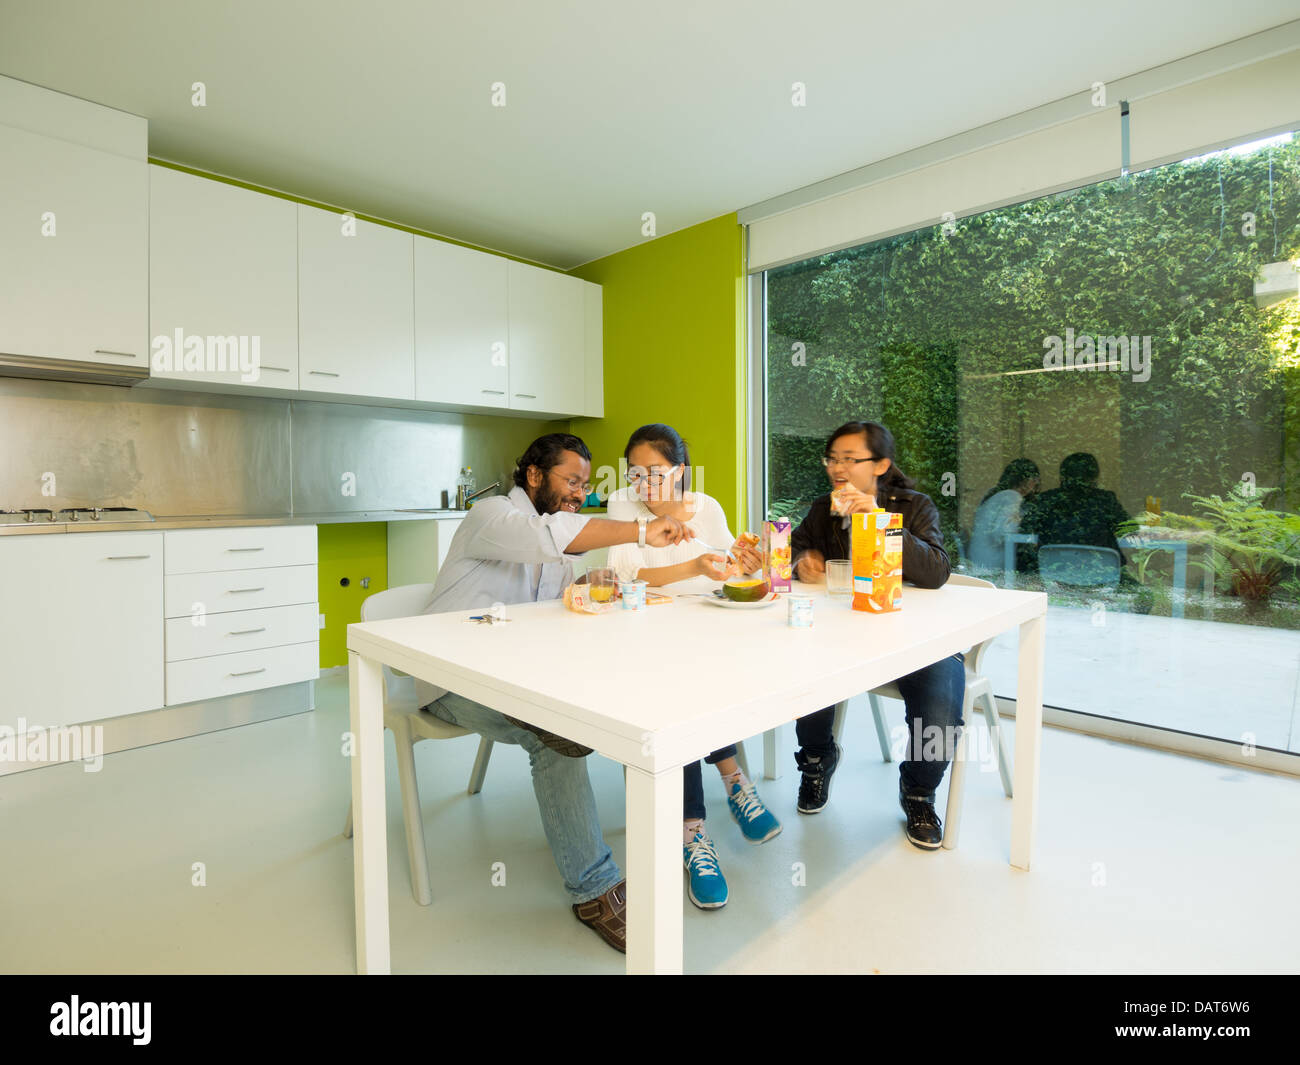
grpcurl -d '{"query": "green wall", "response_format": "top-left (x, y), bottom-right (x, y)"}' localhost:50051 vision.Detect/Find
top-left (569, 213), bottom-right (749, 531)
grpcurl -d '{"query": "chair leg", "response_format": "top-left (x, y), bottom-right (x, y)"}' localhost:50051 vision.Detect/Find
top-left (734, 740), bottom-right (751, 779)
top-left (831, 700), bottom-right (848, 746)
top-left (467, 737), bottom-right (493, 795)
top-left (868, 695), bottom-right (893, 762)
top-left (763, 726), bottom-right (782, 780)
top-left (342, 800), bottom-right (353, 840)
top-left (943, 719), bottom-right (971, 851)
top-left (393, 719), bottom-right (434, 907)
top-left (982, 689), bottom-right (1014, 798)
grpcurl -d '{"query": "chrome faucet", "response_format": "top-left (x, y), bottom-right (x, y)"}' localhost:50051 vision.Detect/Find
top-left (457, 480), bottom-right (501, 509)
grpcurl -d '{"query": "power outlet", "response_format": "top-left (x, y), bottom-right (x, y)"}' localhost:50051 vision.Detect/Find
top-left (318, 613), bottom-right (326, 630)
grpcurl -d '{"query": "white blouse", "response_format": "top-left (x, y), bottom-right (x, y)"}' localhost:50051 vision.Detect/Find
top-left (605, 488), bottom-right (736, 585)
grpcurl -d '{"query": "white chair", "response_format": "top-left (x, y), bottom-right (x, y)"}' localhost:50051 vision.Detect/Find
top-left (342, 583), bottom-right (494, 906)
top-left (765, 573), bottom-right (1013, 850)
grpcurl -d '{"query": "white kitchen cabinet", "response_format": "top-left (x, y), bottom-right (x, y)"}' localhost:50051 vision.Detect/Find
top-left (0, 76), bottom-right (147, 368)
top-left (583, 279), bottom-right (604, 418)
top-left (507, 260), bottom-right (586, 415)
top-left (149, 165), bottom-right (299, 390)
top-left (299, 204), bottom-right (414, 400)
top-left (0, 532), bottom-right (163, 732)
top-left (414, 237), bottom-right (509, 408)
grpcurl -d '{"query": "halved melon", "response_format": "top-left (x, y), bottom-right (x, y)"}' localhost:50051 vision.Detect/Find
top-left (722, 577), bottom-right (770, 602)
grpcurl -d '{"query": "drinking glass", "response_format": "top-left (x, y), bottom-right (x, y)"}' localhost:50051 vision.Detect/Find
top-left (587, 567), bottom-right (617, 604)
top-left (826, 559), bottom-right (853, 599)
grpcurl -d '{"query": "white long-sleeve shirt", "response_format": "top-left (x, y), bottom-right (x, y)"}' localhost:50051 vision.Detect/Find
top-left (414, 484), bottom-right (588, 707)
top-left (606, 487), bottom-right (734, 585)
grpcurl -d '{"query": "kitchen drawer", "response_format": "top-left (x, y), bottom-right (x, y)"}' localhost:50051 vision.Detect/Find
top-left (164, 526), bottom-right (316, 574)
top-left (165, 641), bottom-right (319, 707)
top-left (165, 602), bottom-right (319, 662)
top-left (165, 564), bottom-right (317, 618)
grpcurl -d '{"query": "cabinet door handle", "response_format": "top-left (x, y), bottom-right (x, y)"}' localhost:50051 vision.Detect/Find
top-left (514, 393), bottom-right (537, 399)
top-left (261, 365), bottom-right (291, 373)
top-left (229, 667), bottom-right (267, 677)
top-left (481, 389), bottom-right (505, 395)
top-left (228, 627), bottom-right (267, 636)
top-left (227, 547), bottom-right (265, 553)
top-left (94, 349), bottom-right (138, 358)
top-left (309, 370), bottom-right (341, 377)
top-left (107, 554), bottom-right (151, 560)
top-left (229, 586), bottom-right (266, 594)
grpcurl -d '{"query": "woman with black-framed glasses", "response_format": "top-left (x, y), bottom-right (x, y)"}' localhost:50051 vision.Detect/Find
top-left (606, 422), bottom-right (781, 913)
top-left (789, 421), bottom-right (964, 851)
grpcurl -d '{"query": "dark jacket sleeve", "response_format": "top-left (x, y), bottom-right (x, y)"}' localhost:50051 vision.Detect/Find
top-left (791, 495), bottom-right (838, 572)
top-left (895, 490), bottom-right (951, 588)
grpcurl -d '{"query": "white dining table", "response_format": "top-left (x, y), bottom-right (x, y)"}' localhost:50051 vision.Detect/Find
top-left (345, 577), bottom-right (1047, 974)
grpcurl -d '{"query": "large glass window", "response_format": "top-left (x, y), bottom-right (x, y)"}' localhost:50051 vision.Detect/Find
top-left (764, 131), bottom-right (1300, 753)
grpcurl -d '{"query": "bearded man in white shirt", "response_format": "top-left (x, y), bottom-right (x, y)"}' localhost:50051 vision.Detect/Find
top-left (415, 433), bottom-right (691, 954)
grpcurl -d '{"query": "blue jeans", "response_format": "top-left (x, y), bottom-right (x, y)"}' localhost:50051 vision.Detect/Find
top-left (795, 654), bottom-right (965, 801)
top-left (683, 745), bottom-right (739, 822)
top-left (425, 691), bottom-right (624, 905)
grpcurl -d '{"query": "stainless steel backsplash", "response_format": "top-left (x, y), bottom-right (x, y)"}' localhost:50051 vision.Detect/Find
top-left (0, 378), bottom-right (567, 515)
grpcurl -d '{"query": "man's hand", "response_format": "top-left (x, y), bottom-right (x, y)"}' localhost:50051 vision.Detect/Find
top-left (795, 549), bottom-right (826, 582)
top-left (831, 485), bottom-right (878, 515)
top-left (646, 515), bottom-right (693, 547)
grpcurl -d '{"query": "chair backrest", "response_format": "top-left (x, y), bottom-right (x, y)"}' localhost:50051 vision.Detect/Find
top-left (1039, 544), bottom-right (1121, 588)
top-left (947, 572), bottom-right (996, 590)
top-left (360, 583), bottom-right (436, 700)
top-left (944, 571), bottom-right (998, 671)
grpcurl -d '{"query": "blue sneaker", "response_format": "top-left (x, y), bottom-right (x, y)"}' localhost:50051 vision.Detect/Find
top-left (683, 828), bottom-right (728, 909)
top-left (727, 777), bottom-right (783, 844)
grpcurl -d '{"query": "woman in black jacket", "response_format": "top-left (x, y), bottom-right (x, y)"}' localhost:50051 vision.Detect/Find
top-left (790, 421), bottom-right (964, 849)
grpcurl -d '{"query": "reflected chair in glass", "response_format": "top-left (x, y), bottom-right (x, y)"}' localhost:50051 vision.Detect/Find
top-left (343, 583), bottom-right (495, 906)
top-left (1038, 544), bottom-right (1122, 589)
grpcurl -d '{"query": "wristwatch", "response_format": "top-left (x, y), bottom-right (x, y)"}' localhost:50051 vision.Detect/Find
top-left (637, 517), bottom-right (648, 548)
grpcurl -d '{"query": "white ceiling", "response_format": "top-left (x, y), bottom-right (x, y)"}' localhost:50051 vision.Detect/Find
top-left (2, 0), bottom-right (1298, 269)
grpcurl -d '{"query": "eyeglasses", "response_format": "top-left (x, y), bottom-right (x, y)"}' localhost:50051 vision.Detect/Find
top-left (822, 455), bottom-right (879, 468)
top-left (549, 470), bottom-right (594, 495)
top-left (626, 467), bottom-right (677, 487)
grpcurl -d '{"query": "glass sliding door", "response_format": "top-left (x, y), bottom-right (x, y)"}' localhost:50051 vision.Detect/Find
top-left (764, 130), bottom-right (1300, 754)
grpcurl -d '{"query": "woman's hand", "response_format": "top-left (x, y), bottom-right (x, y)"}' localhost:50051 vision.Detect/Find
top-left (795, 549), bottom-right (827, 582)
top-left (831, 485), bottom-right (878, 515)
top-left (728, 536), bottom-right (764, 574)
top-left (694, 553), bottom-right (734, 581)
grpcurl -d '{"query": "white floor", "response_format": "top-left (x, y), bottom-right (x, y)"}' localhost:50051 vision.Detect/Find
top-left (1, 672), bottom-right (1297, 974)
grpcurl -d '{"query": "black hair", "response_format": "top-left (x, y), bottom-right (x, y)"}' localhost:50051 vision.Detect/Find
top-left (512, 433), bottom-right (592, 489)
top-left (980, 459), bottom-right (1040, 505)
top-left (824, 421), bottom-right (915, 492)
top-left (1059, 452), bottom-right (1100, 489)
top-left (624, 423), bottom-right (692, 494)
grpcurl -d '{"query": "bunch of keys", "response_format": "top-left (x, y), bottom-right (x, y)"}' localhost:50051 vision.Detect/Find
top-left (466, 606), bottom-right (510, 625)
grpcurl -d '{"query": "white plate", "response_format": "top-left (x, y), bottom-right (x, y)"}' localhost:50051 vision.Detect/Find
top-left (700, 589), bottom-right (781, 609)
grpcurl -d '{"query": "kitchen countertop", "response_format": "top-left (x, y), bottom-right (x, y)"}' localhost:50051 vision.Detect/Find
top-left (0, 509), bottom-right (473, 536)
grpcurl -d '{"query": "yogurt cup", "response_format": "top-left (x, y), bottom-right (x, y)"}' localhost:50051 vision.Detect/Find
top-left (619, 579), bottom-right (648, 611)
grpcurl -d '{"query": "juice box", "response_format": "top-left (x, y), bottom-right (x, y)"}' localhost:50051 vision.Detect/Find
top-left (762, 519), bottom-right (792, 593)
top-left (851, 510), bottom-right (903, 613)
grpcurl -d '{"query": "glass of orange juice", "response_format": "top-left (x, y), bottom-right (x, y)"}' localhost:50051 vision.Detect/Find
top-left (587, 567), bottom-right (617, 604)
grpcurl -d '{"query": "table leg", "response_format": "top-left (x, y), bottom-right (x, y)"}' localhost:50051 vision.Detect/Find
top-left (763, 725), bottom-right (783, 780)
top-left (625, 764), bottom-right (683, 974)
top-left (1010, 615), bottom-right (1044, 871)
top-left (349, 650), bottom-right (390, 974)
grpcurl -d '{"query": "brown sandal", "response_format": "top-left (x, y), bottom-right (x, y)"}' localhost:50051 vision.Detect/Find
top-left (503, 714), bottom-right (593, 757)
top-left (572, 880), bottom-right (626, 953)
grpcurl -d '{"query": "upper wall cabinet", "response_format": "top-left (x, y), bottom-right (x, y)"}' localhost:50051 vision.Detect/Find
top-left (583, 279), bottom-right (603, 418)
top-left (414, 236), bottom-right (509, 407)
top-left (149, 166), bottom-right (299, 390)
top-left (507, 260), bottom-right (587, 416)
top-left (0, 75), bottom-right (147, 368)
top-left (298, 205), bottom-right (415, 401)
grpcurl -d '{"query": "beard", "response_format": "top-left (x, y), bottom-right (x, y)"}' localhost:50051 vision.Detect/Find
top-left (533, 478), bottom-right (565, 515)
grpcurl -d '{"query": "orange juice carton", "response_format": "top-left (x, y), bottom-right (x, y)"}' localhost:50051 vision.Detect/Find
top-left (851, 510), bottom-right (903, 613)
top-left (762, 520), bottom-right (792, 592)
